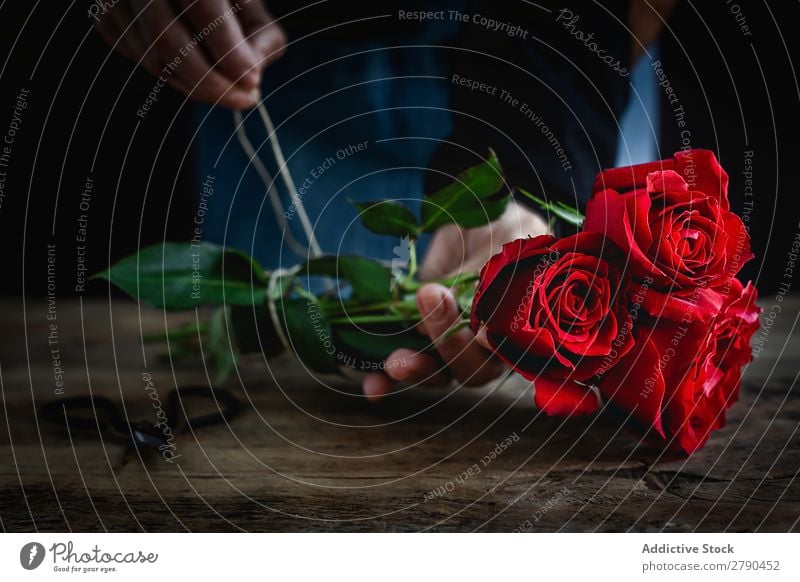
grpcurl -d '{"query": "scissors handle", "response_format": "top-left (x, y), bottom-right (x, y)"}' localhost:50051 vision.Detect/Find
top-left (41, 386), bottom-right (242, 452)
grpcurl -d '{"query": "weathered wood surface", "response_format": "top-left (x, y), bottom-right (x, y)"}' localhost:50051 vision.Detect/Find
top-left (1, 297), bottom-right (798, 532)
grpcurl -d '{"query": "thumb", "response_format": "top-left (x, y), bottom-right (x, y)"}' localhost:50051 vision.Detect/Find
top-left (419, 224), bottom-right (464, 281)
top-left (239, 2), bottom-right (287, 67)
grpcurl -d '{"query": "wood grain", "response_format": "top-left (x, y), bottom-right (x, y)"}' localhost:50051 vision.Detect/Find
top-left (1, 297), bottom-right (798, 532)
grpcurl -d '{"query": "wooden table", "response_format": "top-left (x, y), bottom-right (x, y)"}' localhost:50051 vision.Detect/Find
top-left (1, 297), bottom-right (798, 532)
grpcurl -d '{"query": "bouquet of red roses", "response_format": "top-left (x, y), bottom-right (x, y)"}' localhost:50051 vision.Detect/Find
top-left (473, 149), bottom-right (759, 454)
top-left (99, 149), bottom-right (759, 455)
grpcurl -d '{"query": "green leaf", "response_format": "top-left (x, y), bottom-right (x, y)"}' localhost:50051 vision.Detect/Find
top-left (94, 242), bottom-right (268, 310)
top-left (518, 189), bottom-right (585, 227)
top-left (354, 200), bottom-right (420, 238)
top-left (278, 296), bottom-right (340, 374)
top-left (429, 195), bottom-right (510, 230)
top-left (421, 150), bottom-right (507, 231)
top-left (207, 306), bottom-right (239, 384)
top-left (303, 255), bottom-right (393, 303)
top-left (334, 327), bottom-right (430, 360)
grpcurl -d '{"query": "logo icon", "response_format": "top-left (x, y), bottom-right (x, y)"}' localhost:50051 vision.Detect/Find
top-left (390, 235), bottom-right (411, 290)
top-left (20, 542), bottom-right (45, 570)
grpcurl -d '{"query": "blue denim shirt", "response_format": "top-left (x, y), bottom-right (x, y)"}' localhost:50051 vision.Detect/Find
top-left (194, 19), bottom-right (461, 270)
top-left (195, 1), bottom-right (644, 270)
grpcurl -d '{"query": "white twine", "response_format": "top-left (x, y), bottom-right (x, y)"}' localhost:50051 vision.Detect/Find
top-left (266, 266), bottom-right (297, 357)
top-left (232, 103), bottom-right (322, 258)
top-left (233, 102), bottom-right (335, 361)
top-left (255, 103), bottom-right (323, 257)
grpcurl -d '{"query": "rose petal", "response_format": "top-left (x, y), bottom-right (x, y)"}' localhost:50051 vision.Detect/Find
top-left (592, 158), bottom-right (678, 195)
top-left (471, 235), bottom-right (557, 332)
top-left (646, 170), bottom-right (688, 194)
top-left (638, 284), bottom-right (726, 324)
top-left (534, 377), bottom-right (599, 417)
top-left (584, 189), bottom-right (664, 281)
top-left (674, 149), bottom-right (730, 210)
top-left (721, 211), bottom-right (754, 278)
top-left (597, 334), bottom-right (666, 436)
top-left (591, 150), bottom-right (729, 211)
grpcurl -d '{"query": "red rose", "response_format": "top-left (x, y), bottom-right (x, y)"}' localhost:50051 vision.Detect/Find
top-left (471, 232), bottom-right (633, 417)
top-left (597, 278), bottom-right (760, 454)
top-left (584, 149), bottom-right (752, 290)
top-left (710, 278), bottom-right (761, 384)
top-left (591, 149), bottom-right (731, 209)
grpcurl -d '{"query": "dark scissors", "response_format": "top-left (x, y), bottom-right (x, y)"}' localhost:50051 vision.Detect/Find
top-left (41, 386), bottom-right (241, 466)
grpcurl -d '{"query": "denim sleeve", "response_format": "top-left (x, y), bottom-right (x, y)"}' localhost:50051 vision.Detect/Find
top-left (193, 4), bottom-right (464, 269)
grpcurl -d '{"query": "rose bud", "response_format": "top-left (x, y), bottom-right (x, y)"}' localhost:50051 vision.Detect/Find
top-left (584, 149), bottom-right (753, 291)
top-left (471, 232), bottom-right (633, 417)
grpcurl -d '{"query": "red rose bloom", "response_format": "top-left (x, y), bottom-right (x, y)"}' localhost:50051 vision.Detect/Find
top-left (710, 279), bottom-right (762, 388)
top-left (471, 232), bottom-right (633, 417)
top-left (584, 149), bottom-right (752, 289)
top-left (597, 278), bottom-right (760, 454)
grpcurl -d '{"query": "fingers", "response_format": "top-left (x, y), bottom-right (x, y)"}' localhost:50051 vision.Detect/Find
top-left (419, 201), bottom-right (551, 282)
top-left (179, 0), bottom-right (261, 89)
top-left (96, 0), bottom-right (261, 108)
top-left (384, 349), bottom-right (450, 386)
top-left (419, 224), bottom-right (465, 281)
top-left (237, 0), bottom-right (287, 66)
top-left (507, 199), bottom-right (550, 238)
top-left (132, 0), bottom-right (259, 108)
top-left (360, 284), bottom-right (504, 403)
top-left (362, 373), bottom-right (393, 403)
top-left (417, 284), bottom-right (504, 386)
top-left (360, 349), bottom-right (449, 403)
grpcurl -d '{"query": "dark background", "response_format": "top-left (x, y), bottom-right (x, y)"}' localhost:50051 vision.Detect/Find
top-left (0, 0), bottom-right (797, 300)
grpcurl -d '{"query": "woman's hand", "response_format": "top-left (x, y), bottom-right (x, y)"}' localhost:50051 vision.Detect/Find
top-left (362, 200), bottom-right (550, 400)
top-left (94, 0), bottom-right (286, 109)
